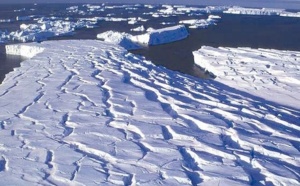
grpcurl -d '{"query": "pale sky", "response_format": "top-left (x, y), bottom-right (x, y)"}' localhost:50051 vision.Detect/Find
top-left (0, 0), bottom-right (299, 9)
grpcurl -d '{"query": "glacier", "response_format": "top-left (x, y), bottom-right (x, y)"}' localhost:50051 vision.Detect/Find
top-left (0, 40), bottom-right (299, 186)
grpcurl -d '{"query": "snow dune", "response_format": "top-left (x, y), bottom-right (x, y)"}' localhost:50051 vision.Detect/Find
top-left (0, 40), bottom-right (299, 185)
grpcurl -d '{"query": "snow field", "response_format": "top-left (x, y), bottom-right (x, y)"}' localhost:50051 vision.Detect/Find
top-left (0, 40), bottom-right (299, 185)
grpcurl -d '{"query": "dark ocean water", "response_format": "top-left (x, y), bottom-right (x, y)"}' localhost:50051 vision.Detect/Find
top-left (1, 3), bottom-right (300, 83)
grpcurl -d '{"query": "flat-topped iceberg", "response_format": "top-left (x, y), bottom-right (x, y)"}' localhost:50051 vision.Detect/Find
top-left (146, 5), bottom-right (227, 18)
top-left (224, 7), bottom-right (300, 18)
top-left (1, 40), bottom-right (299, 186)
top-left (132, 25), bottom-right (189, 45)
top-left (224, 7), bottom-right (284, 15)
top-left (280, 12), bottom-right (300, 17)
top-left (97, 25), bottom-right (189, 49)
top-left (177, 6), bottom-right (227, 14)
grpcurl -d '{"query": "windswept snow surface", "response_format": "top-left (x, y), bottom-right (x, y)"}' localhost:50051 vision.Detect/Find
top-left (0, 40), bottom-right (300, 185)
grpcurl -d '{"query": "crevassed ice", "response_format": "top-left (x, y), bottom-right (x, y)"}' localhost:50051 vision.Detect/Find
top-left (0, 40), bottom-right (299, 186)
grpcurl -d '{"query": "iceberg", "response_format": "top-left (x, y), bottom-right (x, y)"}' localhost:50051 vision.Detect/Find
top-left (130, 25), bottom-right (145, 32)
top-left (179, 16), bottom-right (219, 29)
top-left (177, 6), bottom-right (227, 14)
top-left (280, 12), bottom-right (300, 17)
top-left (97, 31), bottom-right (142, 50)
top-left (97, 25), bottom-right (189, 49)
top-left (151, 5), bottom-right (226, 18)
top-left (1, 40), bottom-right (299, 186)
top-left (132, 25), bottom-right (189, 46)
top-left (127, 17), bottom-right (148, 25)
top-left (224, 7), bottom-right (286, 16)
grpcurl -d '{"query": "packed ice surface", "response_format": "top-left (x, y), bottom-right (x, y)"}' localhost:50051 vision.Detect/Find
top-left (193, 46), bottom-right (300, 109)
top-left (0, 40), bottom-right (299, 186)
top-left (97, 25), bottom-right (189, 49)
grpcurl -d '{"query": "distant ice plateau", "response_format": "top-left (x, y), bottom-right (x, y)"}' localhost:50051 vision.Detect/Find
top-left (1, 39), bottom-right (299, 186)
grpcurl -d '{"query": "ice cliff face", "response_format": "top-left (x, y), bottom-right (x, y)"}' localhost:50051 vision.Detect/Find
top-left (5, 44), bottom-right (44, 58)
